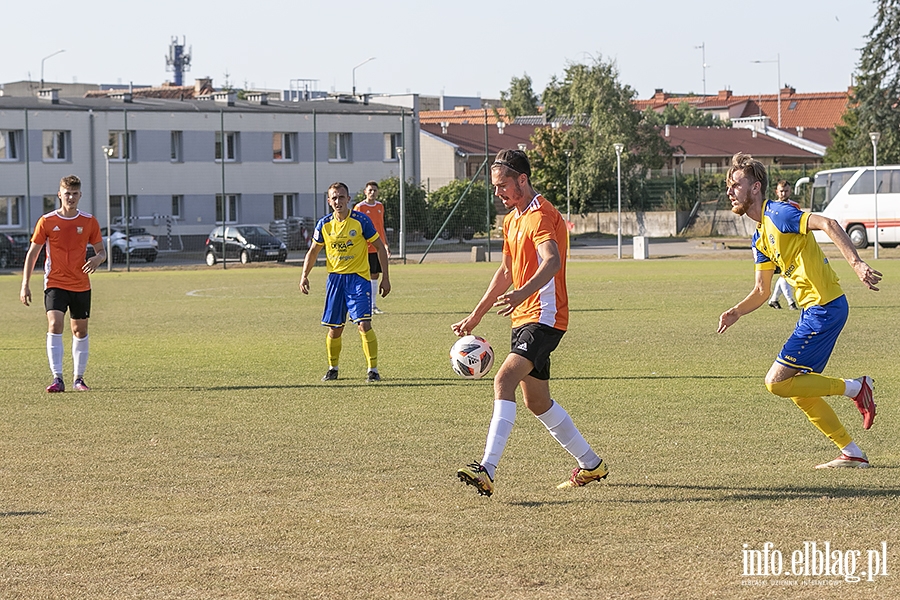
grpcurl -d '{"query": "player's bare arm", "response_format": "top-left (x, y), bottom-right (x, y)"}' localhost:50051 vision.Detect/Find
top-left (299, 242), bottom-right (324, 295)
top-left (19, 242), bottom-right (45, 306)
top-left (807, 214), bottom-right (882, 291)
top-left (82, 242), bottom-right (107, 274)
top-left (451, 256), bottom-right (513, 336)
top-left (372, 237), bottom-right (391, 297)
top-left (717, 268), bottom-right (774, 334)
top-left (494, 240), bottom-right (560, 317)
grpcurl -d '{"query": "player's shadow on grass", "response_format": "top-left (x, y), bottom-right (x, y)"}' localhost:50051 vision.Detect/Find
top-left (0, 510), bottom-right (49, 518)
top-left (204, 378), bottom-right (465, 391)
top-left (606, 482), bottom-right (900, 503)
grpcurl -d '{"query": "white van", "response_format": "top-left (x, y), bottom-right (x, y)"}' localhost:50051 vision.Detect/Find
top-left (803, 166), bottom-right (900, 249)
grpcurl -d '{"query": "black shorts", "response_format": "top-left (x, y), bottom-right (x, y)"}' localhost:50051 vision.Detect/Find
top-left (44, 288), bottom-right (92, 320)
top-left (509, 323), bottom-right (565, 381)
top-left (367, 252), bottom-right (382, 276)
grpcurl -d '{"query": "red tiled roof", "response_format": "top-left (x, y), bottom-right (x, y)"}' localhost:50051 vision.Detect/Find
top-left (419, 107), bottom-right (509, 125)
top-left (664, 126), bottom-right (821, 159)
top-left (634, 87), bottom-right (851, 130)
top-left (420, 122), bottom-right (538, 155)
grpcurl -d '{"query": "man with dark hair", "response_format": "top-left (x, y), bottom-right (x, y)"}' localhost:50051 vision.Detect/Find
top-left (20, 175), bottom-right (107, 392)
top-left (453, 149), bottom-right (607, 496)
top-left (300, 182), bottom-right (391, 382)
top-left (718, 153), bottom-right (882, 468)
top-left (354, 180), bottom-right (389, 314)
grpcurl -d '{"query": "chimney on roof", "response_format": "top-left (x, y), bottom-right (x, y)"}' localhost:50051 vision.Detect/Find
top-left (796, 126), bottom-right (804, 138)
top-left (497, 122), bottom-right (506, 135)
top-left (783, 85), bottom-right (796, 95)
top-left (194, 77), bottom-right (213, 94)
top-left (717, 89), bottom-right (732, 101)
top-left (245, 92), bottom-right (268, 105)
top-left (664, 124), bottom-right (670, 137)
top-left (752, 129), bottom-right (757, 138)
top-left (440, 121), bottom-right (449, 134)
top-left (654, 88), bottom-right (669, 101)
top-left (37, 88), bottom-right (60, 104)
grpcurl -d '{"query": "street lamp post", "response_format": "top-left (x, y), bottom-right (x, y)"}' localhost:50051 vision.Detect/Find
top-left (40, 49), bottom-right (65, 88)
top-left (694, 42), bottom-right (707, 95)
top-left (870, 131), bottom-right (881, 260)
top-left (564, 150), bottom-right (572, 223)
top-left (352, 57), bottom-right (376, 97)
top-left (751, 53), bottom-right (781, 128)
top-left (614, 143), bottom-right (624, 259)
top-left (102, 145), bottom-right (115, 271)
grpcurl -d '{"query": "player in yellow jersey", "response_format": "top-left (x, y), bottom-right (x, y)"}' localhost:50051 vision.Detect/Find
top-left (20, 175), bottom-right (107, 393)
top-left (300, 182), bottom-right (390, 382)
top-left (717, 153), bottom-right (882, 469)
top-left (453, 149), bottom-right (607, 496)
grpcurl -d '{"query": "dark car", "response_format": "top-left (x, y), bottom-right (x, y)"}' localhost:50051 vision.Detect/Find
top-left (1, 231), bottom-right (38, 268)
top-left (204, 225), bottom-right (288, 266)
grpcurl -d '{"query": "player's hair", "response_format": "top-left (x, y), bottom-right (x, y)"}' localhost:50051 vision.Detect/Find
top-left (365, 181), bottom-right (378, 190)
top-left (728, 153), bottom-right (767, 197)
top-left (492, 149), bottom-right (531, 181)
top-left (776, 179), bottom-right (790, 189)
top-left (327, 182), bottom-right (350, 197)
top-left (60, 175), bottom-right (81, 190)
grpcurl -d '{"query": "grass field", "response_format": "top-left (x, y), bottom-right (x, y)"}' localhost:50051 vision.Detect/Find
top-left (2, 255), bottom-right (898, 599)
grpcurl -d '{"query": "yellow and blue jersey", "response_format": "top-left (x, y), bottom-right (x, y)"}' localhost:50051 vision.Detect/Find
top-left (752, 199), bottom-right (844, 309)
top-left (313, 210), bottom-right (380, 278)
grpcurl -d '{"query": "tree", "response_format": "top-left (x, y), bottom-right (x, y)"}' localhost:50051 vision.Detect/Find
top-left (425, 178), bottom-right (495, 240)
top-left (501, 74), bottom-right (540, 119)
top-left (533, 57), bottom-right (673, 213)
top-left (642, 102), bottom-right (726, 127)
top-left (360, 177), bottom-right (428, 246)
top-left (826, 0), bottom-right (900, 166)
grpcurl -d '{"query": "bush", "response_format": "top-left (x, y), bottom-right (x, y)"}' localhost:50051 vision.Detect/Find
top-left (425, 178), bottom-right (495, 240)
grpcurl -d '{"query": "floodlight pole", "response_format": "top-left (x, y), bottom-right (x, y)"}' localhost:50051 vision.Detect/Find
top-left (102, 145), bottom-right (114, 271)
top-left (870, 131), bottom-right (881, 259)
top-left (40, 49), bottom-right (65, 88)
top-left (614, 143), bottom-right (624, 259)
top-left (751, 54), bottom-right (781, 127)
top-left (565, 150), bottom-right (572, 223)
top-left (352, 57), bottom-right (376, 97)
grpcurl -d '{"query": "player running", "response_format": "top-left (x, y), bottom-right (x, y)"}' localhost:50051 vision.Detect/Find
top-left (452, 149), bottom-right (607, 496)
top-left (717, 153), bottom-right (882, 469)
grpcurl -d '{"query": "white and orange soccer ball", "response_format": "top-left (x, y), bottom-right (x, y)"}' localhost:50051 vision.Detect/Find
top-left (450, 335), bottom-right (495, 380)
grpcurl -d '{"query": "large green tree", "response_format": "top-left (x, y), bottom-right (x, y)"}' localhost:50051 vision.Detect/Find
top-left (532, 57), bottom-right (672, 213)
top-left (826, 0), bottom-right (900, 166)
top-left (501, 74), bottom-right (540, 119)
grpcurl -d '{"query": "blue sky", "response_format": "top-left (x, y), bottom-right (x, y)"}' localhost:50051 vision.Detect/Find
top-left (2, 0), bottom-right (875, 101)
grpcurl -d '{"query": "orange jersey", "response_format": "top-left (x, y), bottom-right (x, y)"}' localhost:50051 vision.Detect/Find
top-left (31, 210), bottom-right (102, 292)
top-left (502, 195), bottom-right (568, 330)
top-left (354, 201), bottom-right (387, 253)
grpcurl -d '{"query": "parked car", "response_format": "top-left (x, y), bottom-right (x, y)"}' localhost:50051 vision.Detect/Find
top-left (102, 226), bottom-right (159, 263)
top-left (205, 225), bottom-right (288, 265)
top-left (1, 231), bottom-right (41, 268)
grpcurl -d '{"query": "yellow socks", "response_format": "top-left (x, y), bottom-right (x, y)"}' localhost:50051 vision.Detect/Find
top-left (359, 328), bottom-right (377, 370)
top-left (326, 333), bottom-right (342, 368)
top-left (791, 396), bottom-right (852, 449)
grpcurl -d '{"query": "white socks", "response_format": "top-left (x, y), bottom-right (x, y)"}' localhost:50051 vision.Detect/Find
top-left (47, 333), bottom-right (63, 377)
top-left (481, 400), bottom-right (516, 480)
top-left (843, 378), bottom-right (862, 398)
top-left (73, 335), bottom-right (89, 379)
top-left (536, 400), bottom-right (601, 469)
top-left (370, 279), bottom-right (379, 309)
top-left (841, 441), bottom-right (865, 459)
top-left (46, 333), bottom-right (90, 379)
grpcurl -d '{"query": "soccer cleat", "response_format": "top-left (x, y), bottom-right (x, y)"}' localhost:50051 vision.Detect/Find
top-left (366, 370), bottom-right (381, 383)
top-left (46, 377), bottom-right (65, 393)
top-left (768, 300), bottom-right (782, 309)
top-left (815, 453), bottom-right (869, 469)
top-left (851, 376), bottom-right (876, 430)
top-left (321, 368), bottom-right (339, 382)
top-left (73, 377), bottom-right (90, 391)
top-left (372, 307), bottom-right (385, 315)
top-left (557, 459), bottom-right (609, 489)
top-left (457, 462), bottom-right (494, 497)
top-left (788, 302), bottom-right (799, 310)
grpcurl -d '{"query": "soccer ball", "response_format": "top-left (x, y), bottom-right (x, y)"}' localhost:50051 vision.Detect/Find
top-left (450, 335), bottom-right (495, 379)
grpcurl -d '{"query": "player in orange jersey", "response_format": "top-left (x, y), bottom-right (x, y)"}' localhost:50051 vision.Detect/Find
top-left (353, 181), bottom-right (390, 314)
top-left (452, 149), bottom-right (607, 496)
top-left (20, 175), bottom-right (107, 392)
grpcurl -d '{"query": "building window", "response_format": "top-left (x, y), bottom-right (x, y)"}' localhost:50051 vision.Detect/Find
top-left (171, 195), bottom-right (183, 219)
top-left (329, 132), bottom-right (351, 162)
top-left (215, 132), bottom-right (238, 162)
top-left (0, 130), bottom-right (22, 161)
top-left (42, 130), bottom-right (69, 161)
top-left (273, 133), bottom-right (295, 161)
top-left (108, 130), bottom-right (133, 161)
top-left (171, 131), bottom-right (183, 162)
top-left (273, 194), bottom-right (296, 220)
top-left (216, 194), bottom-right (239, 223)
top-left (109, 195), bottom-right (137, 223)
top-left (384, 133), bottom-right (401, 161)
top-left (43, 195), bottom-right (58, 213)
top-left (0, 196), bottom-right (22, 226)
